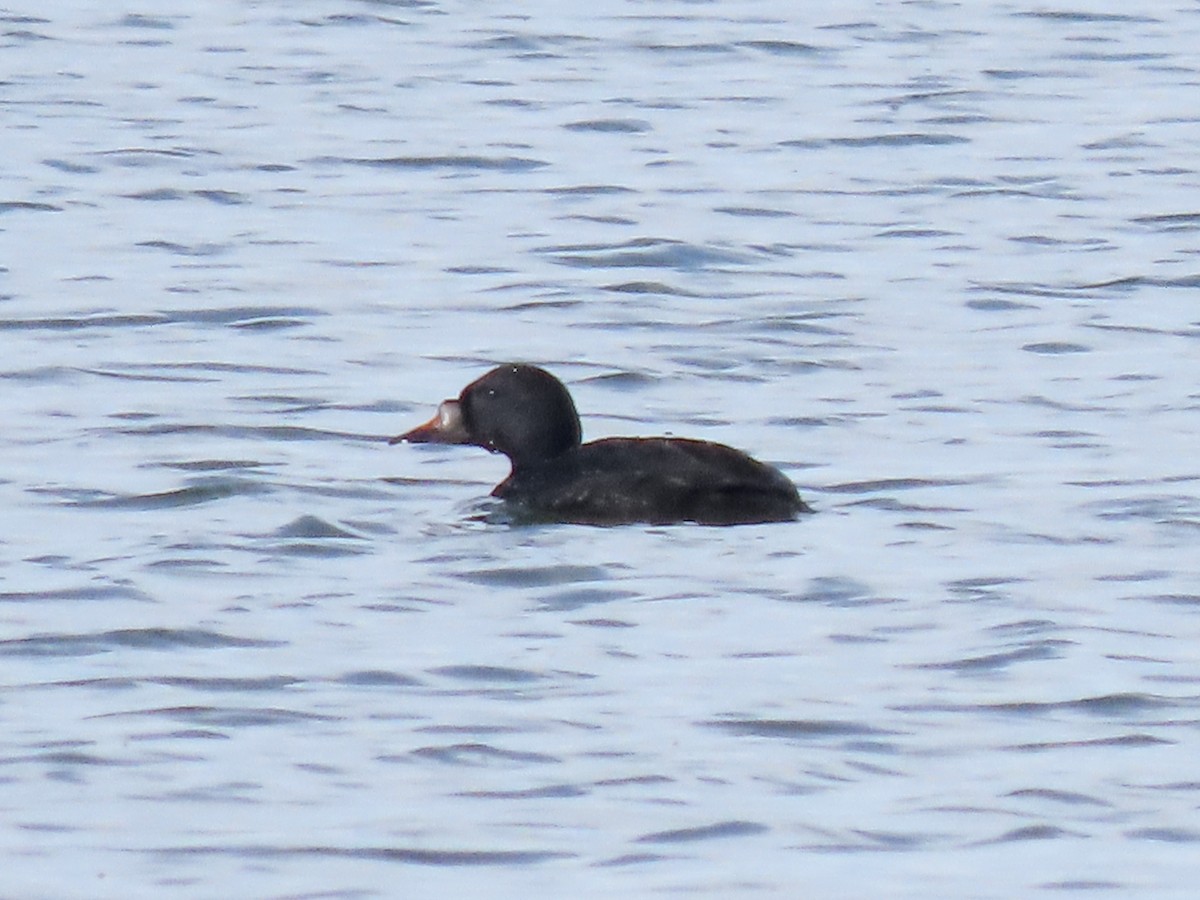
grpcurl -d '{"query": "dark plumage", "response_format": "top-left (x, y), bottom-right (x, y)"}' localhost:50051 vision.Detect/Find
top-left (391, 364), bottom-right (812, 525)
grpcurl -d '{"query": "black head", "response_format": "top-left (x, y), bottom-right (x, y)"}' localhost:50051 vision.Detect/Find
top-left (393, 364), bottom-right (582, 468)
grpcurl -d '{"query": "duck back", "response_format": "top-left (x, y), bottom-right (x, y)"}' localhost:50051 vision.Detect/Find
top-left (495, 437), bottom-right (809, 525)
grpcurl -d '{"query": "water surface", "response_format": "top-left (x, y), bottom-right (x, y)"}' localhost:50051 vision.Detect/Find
top-left (3, 2), bottom-right (1199, 897)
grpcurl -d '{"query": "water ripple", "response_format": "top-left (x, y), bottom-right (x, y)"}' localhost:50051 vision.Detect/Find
top-left (536, 237), bottom-right (760, 270)
top-left (708, 718), bottom-right (896, 740)
top-left (150, 844), bottom-right (572, 865)
top-left (61, 477), bottom-right (272, 510)
top-left (407, 743), bottom-right (560, 766)
top-left (317, 154), bottom-right (548, 172)
top-left (0, 628), bottom-right (281, 657)
top-left (634, 821), bottom-right (768, 844)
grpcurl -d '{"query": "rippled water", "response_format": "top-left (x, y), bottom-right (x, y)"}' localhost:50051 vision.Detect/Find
top-left (4, 2), bottom-right (1200, 897)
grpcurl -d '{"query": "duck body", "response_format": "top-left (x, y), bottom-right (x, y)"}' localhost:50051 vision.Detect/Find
top-left (393, 364), bottom-right (811, 526)
top-left (496, 437), bottom-right (805, 525)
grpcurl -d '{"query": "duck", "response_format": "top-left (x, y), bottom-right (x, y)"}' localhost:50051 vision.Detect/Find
top-left (391, 364), bottom-right (812, 525)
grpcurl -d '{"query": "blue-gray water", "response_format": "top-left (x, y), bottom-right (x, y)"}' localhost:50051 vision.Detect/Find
top-left (3, 2), bottom-right (1200, 897)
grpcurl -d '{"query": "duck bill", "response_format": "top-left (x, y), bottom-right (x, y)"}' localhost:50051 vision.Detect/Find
top-left (389, 399), bottom-right (472, 445)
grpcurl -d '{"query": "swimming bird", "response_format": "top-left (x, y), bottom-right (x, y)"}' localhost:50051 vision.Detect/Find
top-left (391, 364), bottom-right (812, 525)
